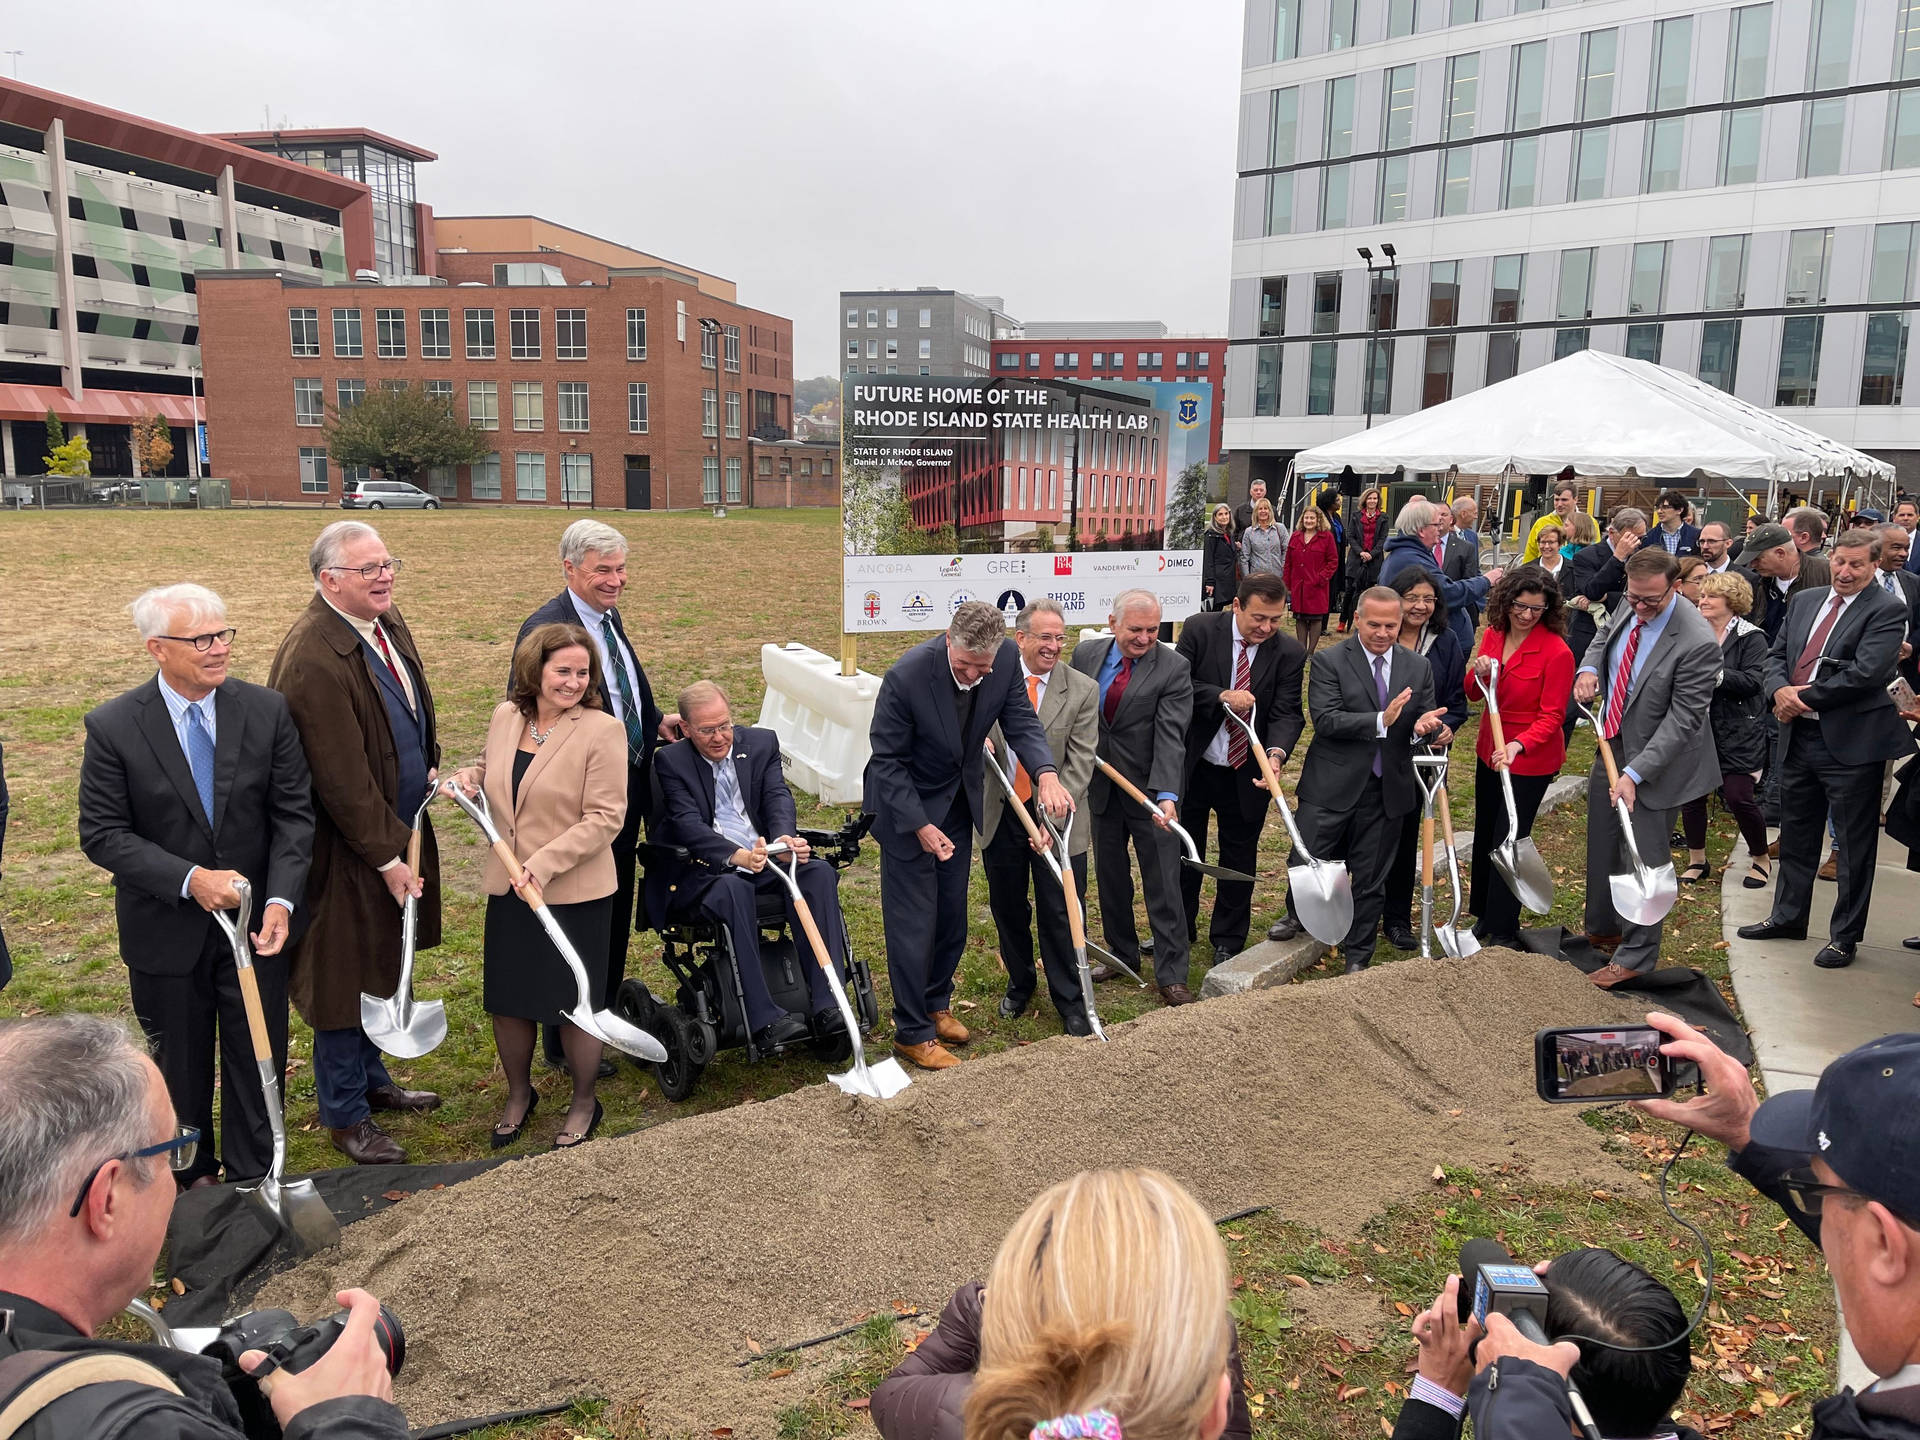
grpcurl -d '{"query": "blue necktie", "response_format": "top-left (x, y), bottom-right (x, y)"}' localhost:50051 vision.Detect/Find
top-left (712, 758), bottom-right (758, 851)
top-left (185, 702), bottom-right (216, 825)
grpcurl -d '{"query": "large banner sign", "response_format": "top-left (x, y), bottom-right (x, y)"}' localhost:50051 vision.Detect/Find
top-left (841, 374), bottom-right (1211, 633)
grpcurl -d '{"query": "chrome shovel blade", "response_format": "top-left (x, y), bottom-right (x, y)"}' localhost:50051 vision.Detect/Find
top-left (359, 991), bottom-right (448, 1060)
top-left (1287, 859), bottom-right (1353, 946)
top-left (571, 1002), bottom-right (669, 1063)
top-left (1609, 799), bottom-right (1678, 925)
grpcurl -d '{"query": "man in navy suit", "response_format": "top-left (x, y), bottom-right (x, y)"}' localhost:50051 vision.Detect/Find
top-left (516, 519), bottom-right (681, 1072)
top-left (649, 682), bottom-right (848, 1052)
top-left (865, 601), bottom-right (1067, 1069)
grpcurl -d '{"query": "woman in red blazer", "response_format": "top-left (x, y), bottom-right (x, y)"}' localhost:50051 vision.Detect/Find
top-left (1282, 504), bottom-right (1341, 653)
top-left (1462, 566), bottom-right (1576, 946)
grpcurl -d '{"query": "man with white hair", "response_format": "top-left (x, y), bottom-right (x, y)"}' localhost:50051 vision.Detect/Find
top-left (515, 519), bottom-right (681, 1076)
top-left (270, 522), bottom-right (444, 1166)
top-left (78, 584), bottom-right (313, 1189)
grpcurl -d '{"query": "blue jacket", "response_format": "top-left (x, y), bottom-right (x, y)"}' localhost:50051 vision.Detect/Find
top-left (646, 724), bottom-right (797, 926)
top-left (1378, 534), bottom-right (1488, 650)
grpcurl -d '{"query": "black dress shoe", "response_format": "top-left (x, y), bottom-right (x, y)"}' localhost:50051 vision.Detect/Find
top-left (752, 1013), bottom-right (812, 1051)
top-left (1061, 1011), bottom-right (1094, 1037)
top-left (1814, 942), bottom-right (1857, 969)
top-left (1267, 916), bottom-right (1303, 942)
top-left (997, 993), bottom-right (1029, 1020)
top-left (1139, 935), bottom-right (1155, 956)
top-left (1210, 947), bottom-right (1235, 967)
top-left (1736, 919), bottom-right (1809, 942)
top-left (1343, 959), bottom-right (1369, 974)
top-left (1905, 936), bottom-right (1920, 952)
top-left (1385, 926), bottom-right (1418, 951)
top-left (367, 1083), bottom-right (442, 1112)
top-left (490, 1091), bottom-right (538, 1151)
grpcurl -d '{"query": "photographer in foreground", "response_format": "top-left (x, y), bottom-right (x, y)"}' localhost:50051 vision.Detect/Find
top-left (1463, 1014), bottom-right (1920, 1440)
top-left (0, 1014), bottom-right (406, 1440)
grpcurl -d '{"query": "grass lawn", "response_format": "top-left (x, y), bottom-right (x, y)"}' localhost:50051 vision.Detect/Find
top-left (0, 506), bottom-right (1830, 1438)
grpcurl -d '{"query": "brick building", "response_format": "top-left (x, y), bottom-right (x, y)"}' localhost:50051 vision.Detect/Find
top-left (197, 232), bottom-right (793, 508)
top-left (990, 322), bottom-right (1227, 462)
top-left (748, 437), bottom-right (837, 508)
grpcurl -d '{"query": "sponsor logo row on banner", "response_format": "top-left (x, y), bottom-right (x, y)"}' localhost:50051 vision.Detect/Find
top-left (842, 550), bottom-right (1203, 632)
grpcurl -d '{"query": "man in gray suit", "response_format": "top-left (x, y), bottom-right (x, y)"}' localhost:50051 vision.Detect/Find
top-left (978, 599), bottom-right (1100, 1032)
top-left (1572, 548), bottom-right (1722, 985)
top-left (1070, 590), bottom-right (1196, 1004)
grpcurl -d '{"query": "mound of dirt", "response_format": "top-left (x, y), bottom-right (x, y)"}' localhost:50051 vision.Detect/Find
top-left (261, 950), bottom-right (1646, 1432)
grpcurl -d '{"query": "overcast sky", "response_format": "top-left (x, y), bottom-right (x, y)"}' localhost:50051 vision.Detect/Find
top-left (11, 1), bottom-right (1241, 379)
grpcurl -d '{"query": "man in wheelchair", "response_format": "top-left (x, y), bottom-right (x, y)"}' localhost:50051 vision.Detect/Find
top-left (646, 682), bottom-right (853, 1054)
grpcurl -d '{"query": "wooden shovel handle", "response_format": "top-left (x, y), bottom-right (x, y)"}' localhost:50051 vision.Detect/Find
top-left (1435, 783), bottom-right (1461, 853)
top-left (1094, 756), bottom-right (1157, 812)
top-left (1059, 846), bottom-right (1088, 949)
top-left (1240, 714), bottom-right (1290, 807)
top-left (1592, 716), bottom-right (1624, 789)
top-left (1420, 809), bottom-right (1436, 888)
top-left (406, 822), bottom-right (423, 873)
top-left (788, 889), bottom-right (838, 975)
top-left (1485, 698), bottom-right (1509, 755)
top-left (492, 839), bottom-right (544, 907)
top-left (236, 965), bottom-right (274, 1063)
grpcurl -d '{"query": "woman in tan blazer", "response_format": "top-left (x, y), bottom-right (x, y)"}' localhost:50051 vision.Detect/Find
top-left (448, 622), bottom-right (627, 1149)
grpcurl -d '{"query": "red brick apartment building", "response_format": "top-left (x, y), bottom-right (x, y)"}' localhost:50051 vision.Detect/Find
top-left (990, 328), bottom-right (1226, 463)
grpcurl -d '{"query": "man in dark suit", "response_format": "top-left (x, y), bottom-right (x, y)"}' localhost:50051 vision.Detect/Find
top-left (1440, 497), bottom-right (1483, 630)
top-left (1174, 574), bottom-right (1304, 965)
top-left (1071, 590), bottom-right (1197, 1002)
top-left (516, 519), bottom-right (680, 1074)
top-left (1287, 587), bottom-right (1445, 972)
top-left (1894, 497), bottom-right (1920, 574)
top-left (1638, 490), bottom-right (1702, 559)
top-left (1873, 524), bottom-right (1920, 692)
top-left (1738, 530), bottom-right (1913, 969)
top-left (649, 682), bottom-right (848, 1052)
top-left (77, 584), bottom-right (313, 1187)
top-left (866, 601), bottom-right (1066, 1069)
top-left (1234, 478), bottom-right (1269, 537)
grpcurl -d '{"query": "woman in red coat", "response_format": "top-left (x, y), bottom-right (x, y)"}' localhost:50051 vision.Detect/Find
top-left (1282, 504), bottom-right (1340, 653)
top-left (1462, 566), bottom-right (1576, 947)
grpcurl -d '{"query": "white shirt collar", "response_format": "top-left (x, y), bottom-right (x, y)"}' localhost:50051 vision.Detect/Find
top-left (568, 587), bottom-right (611, 629)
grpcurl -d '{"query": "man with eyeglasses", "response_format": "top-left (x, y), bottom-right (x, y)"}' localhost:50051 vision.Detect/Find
top-left (0, 1015), bottom-right (408, 1438)
top-left (78, 584), bottom-right (313, 1190)
top-left (648, 682), bottom-right (851, 1053)
top-left (1570, 549), bottom-right (1722, 985)
top-left (269, 522), bottom-right (443, 1168)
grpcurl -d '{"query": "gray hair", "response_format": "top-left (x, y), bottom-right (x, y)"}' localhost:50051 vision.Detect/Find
top-left (129, 583), bottom-right (225, 641)
top-left (1451, 496), bottom-right (1477, 518)
top-left (1394, 498), bottom-right (1439, 537)
top-left (1608, 507), bottom-right (1649, 534)
top-left (948, 600), bottom-right (1008, 655)
top-left (676, 679), bottom-right (729, 723)
top-left (560, 519), bottom-right (629, 568)
top-left (0, 1016), bottom-right (159, 1248)
top-left (309, 520), bottom-right (381, 582)
top-left (1878, 523), bottom-right (1910, 548)
top-left (1014, 598), bottom-right (1065, 633)
top-left (1109, 588), bottom-right (1161, 625)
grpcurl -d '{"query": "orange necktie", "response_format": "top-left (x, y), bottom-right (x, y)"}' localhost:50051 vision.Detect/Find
top-left (1013, 674), bottom-right (1041, 802)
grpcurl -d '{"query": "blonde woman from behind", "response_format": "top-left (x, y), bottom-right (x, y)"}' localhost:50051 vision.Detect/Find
top-left (965, 1169), bottom-right (1234, 1440)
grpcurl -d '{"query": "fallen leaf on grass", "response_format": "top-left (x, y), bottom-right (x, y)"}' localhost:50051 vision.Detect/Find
top-left (846, 1398), bottom-right (870, 1411)
top-left (1334, 1336), bottom-right (1354, 1354)
top-left (1381, 1420), bottom-right (1395, 1436)
top-left (1286, 1376), bottom-right (1301, 1391)
top-left (169, 1277), bottom-right (185, 1295)
top-left (711, 1429), bottom-right (733, 1437)
top-left (1320, 1362), bottom-right (1346, 1381)
top-left (1336, 1384), bottom-right (1369, 1403)
top-left (1432, 1166), bottom-right (1447, 1182)
top-left (745, 1337), bottom-right (763, 1355)
top-left (767, 1367), bottom-right (793, 1380)
top-left (954, 1000), bottom-right (978, 1012)
top-left (1284, 1274), bottom-right (1310, 1288)
top-left (1394, 1301), bottom-right (1414, 1316)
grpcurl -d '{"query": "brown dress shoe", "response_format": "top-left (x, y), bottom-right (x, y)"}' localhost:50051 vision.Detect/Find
top-left (894, 1039), bottom-right (959, 1070)
top-left (1589, 962), bottom-right (1641, 989)
top-left (1817, 852), bottom-right (1839, 881)
top-left (931, 1010), bottom-right (971, 1045)
top-left (1159, 983), bottom-right (1195, 1006)
top-left (330, 1117), bottom-right (405, 1165)
top-left (367, 1083), bottom-right (442, 1112)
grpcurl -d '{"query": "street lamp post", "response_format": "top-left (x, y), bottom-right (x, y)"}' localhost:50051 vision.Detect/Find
top-left (1358, 247), bottom-right (1381, 431)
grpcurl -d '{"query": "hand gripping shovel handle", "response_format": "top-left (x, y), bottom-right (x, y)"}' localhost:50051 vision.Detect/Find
top-left (1223, 705), bottom-right (1311, 855)
top-left (1581, 699), bottom-right (1648, 867)
top-left (210, 881), bottom-right (272, 1081)
top-left (1481, 659), bottom-right (1525, 840)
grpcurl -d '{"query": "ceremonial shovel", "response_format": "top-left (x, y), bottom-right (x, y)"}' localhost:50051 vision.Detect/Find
top-left (982, 740), bottom-right (1115, 1035)
top-left (1412, 752), bottom-right (1447, 958)
top-left (1421, 746), bottom-right (1479, 957)
top-left (1219, 705), bottom-right (1353, 946)
top-left (1092, 755), bottom-right (1254, 883)
top-left (1577, 699), bottom-right (1677, 925)
top-left (1480, 658), bottom-right (1555, 913)
top-left (441, 782), bottom-right (667, 1063)
top-left (359, 787), bottom-right (448, 1059)
top-left (762, 840), bottom-right (913, 1096)
top-left (213, 880), bottom-right (341, 1255)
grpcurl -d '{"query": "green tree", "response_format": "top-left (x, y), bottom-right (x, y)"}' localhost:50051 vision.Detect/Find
top-left (131, 412), bottom-right (173, 478)
top-left (324, 384), bottom-right (490, 485)
top-left (44, 437), bottom-right (91, 477)
top-left (1164, 460), bottom-right (1212, 550)
top-left (44, 409), bottom-right (64, 453)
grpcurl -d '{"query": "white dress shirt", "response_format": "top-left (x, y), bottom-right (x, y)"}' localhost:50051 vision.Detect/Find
top-left (1201, 630), bottom-right (1260, 766)
top-left (156, 674), bottom-right (292, 914)
top-left (567, 589), bottom-right (643, 725)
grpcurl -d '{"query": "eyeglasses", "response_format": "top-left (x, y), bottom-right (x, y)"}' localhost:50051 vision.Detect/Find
top-left (692, 721), bottom-right (735, 739)
top-left (68, 1125), bottom-right (200, 1217)
top-left (1625, 586), bottom-right (1674, 610)
top-left (1777, 1168), bottom-right (1918, 1230)
top-left (1508, 601), bottom-right (1547, 616)
top-left (326, 558), bottom-right (403, 580)
top-left (157, 628), bottom-right (236, 651)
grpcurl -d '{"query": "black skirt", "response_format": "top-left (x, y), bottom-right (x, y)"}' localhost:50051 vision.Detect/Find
top-left (483, 891), bottom-right (613, 1022)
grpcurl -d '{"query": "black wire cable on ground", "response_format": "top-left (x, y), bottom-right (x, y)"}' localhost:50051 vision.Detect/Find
top-left (410, 1399), bottom-right (580, 1438)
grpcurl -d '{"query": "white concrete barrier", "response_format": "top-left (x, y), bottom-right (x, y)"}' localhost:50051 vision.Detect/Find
top-left (758, 643), bottom-right (879, 806)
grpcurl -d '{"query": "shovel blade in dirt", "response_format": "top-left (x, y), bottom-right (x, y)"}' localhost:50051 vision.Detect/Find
top-left (362, 789), bottom-right (448, 1059)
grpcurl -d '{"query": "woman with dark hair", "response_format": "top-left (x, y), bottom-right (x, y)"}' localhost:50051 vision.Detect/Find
top-left (1283, 503), bottom-right (1340, 652)
top-left (1202, 503), bottom-right (1239, 611)
top-left (1379, 568), bottom-right (1468, 950)
top-left (1462, 567), bottom-right (1574, 948)
top-left (447, 622), bottom-right (627, 1149)
top-left (1337, 486), bottom-right (1386, 632)
top-left (1678, 570), bottom-right (1771, 888)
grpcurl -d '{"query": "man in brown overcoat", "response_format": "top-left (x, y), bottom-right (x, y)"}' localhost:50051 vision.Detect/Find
top-left (270, 519), bottom-right (443, 1164)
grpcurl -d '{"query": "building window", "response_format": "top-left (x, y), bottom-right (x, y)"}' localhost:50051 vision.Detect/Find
top-left (1257, 279), bottom-right (1287, 339)
top-left (1704, 234), bottom-right (1750, 310)
top-left (515, 452), bottom-right (547, 502)
top-left (628, 382), bottom-right (649, 433)
top-left (470, 453), bottom-right (502, 500)
top-left (381, 379), bottom-right (409, 395)
top-left (468, 380), bottom-right (499, 430)
top-left (424, 466), bottom-right (456, 498)
top-left (918, 339), bottom-right (931, 359)
top-left (702, 456), bottom-right (720, 505)
top-left (1487, 332), bottom-right (1520, 384)
top-left (847, 340), bottom-right (860, 359)
top-left (1801, 99), bottom-right (1847, 176)
top-left (1324, 75), bottom-right (1354, 160)
top-left (1321, 164), bottom-right (1352, 228)
top-left (294, 377), bottom-right (324, 426)
top-left (1428, 261), bottom-right (1460, 326)
top-left (725, 391), bottom-right (741, 439)
top-left (512, 380), bottom-right (544, 431)
top-left (557, 381), bottom-right (589, 432)
top-left (702, 388), bottom-right (718, 438)
top-left (626, 308), bottom-right (648, 360)
top-left (1328, 0), bottom-right (1355, 48)
top-left (375, 307), bottom-right (406, 359)
top-left (1776, 316), bottom-right (1825, 405)
top-left (725, 456), bottom-right (742, 504)
top-left (1444, 53), bottom-right (1477, 143)
top-left (1572, 30), bottom-right (1617, 200)
top-left (1628, 241), bottom-right (1668, 316)
top-left (1439, 149), bottom-right (1471, 215)
top-left (1197, 351), bottom-right (1209, 369)
top-left (299, 446), bottom-right (329, 493)
top-left (1422, 338), bottom-right (1456, 407)
top-left (1312, 272), bottom-right (1342, 333)
top-left (1388, 0), bottom-right (1415, 34)
top-left (1554, 329), bottom-right (1590, 359)
top-left (1377, 155), bottom-right (1409, 223)
top-left (1889, 0), bottom-right (1920, 165)
top-left (1721, 9), bottom-right (1769, 185)
top-left (724, 324), bottom-right (740, 372)
top-left (885, 308), bottom-right (898, 328)
top-left (332, 308), bottom-right (362, 358)
top-left (1380, 63), bottom-right (1416, 151)
top-left (420, 308), bottom-right (450, 359)
top-left (845, 307), bottom-right (858, 328)
top-left (1366, 337), bottom-right (1394, 413)
top-left (561, 453), bottom-right (593, 504)
top-left (701, 324), bottom-right (719, 369)
top-left (864, 309), bottom-right (878, 327)
top-left (463, 307), bottom-right (497, 360)
top-left (1254, 346), bottom-right (1281, 416)
top-left (290, 308), bottom-right (319, 357)
top-left (1642, 118), bottom-right (1683, 193)
top-left (1557, 248), bottom-right (1594, 321)
top-left (336, 378), bottom-right (365, 410)
top-left (1785, 229), bottom-right (1833, 306)
top-left (555, 308), bottom-right (587, 361)
top-left (1091, 352), bottom-right (1105, 371)
top-left (1270, 85), bottom-right (1299, 168)
top-left (885, 339), bottom-right (899, 359)
top-left (1308, 342), bottom-right (1337, 415)
top-left (509, 308), bottom-right (541, 360)
top-left (1642, 15), bottom-right (1690, 192)
top-left (919, 307), bottom-right (931, 327)
top-left (1626, 324), bottom-right (1664, 362)
top-left (424, 378), bottom-right (454, 406)
top-left (1267, 172), bottom-right (1295, 236)
top-left (1862, 316), bottom-right (1910, 403)
top-left (1273, 0), bottom-right (1297, 60)
top-left (1449, 0), bottom-right (1477, 21)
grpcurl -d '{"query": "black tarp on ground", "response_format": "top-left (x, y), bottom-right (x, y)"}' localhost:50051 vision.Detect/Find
top-left (1518, 925), bottom-right (1755, 1066)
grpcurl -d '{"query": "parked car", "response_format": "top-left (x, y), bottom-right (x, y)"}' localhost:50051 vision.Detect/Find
top-left (341, 478), bottom-right (440, 510)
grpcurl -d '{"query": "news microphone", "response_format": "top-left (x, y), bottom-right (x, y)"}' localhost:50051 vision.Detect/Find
top-left (1457, 1239), bottom-right (1603, 1440)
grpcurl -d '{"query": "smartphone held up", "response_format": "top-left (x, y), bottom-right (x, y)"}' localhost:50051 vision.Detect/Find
top-left (1535, 1026), bottom-right (1684, 1104)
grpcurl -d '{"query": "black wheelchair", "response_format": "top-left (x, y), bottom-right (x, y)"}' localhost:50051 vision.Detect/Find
top-left (614, 813), bottom-right (881, 1101)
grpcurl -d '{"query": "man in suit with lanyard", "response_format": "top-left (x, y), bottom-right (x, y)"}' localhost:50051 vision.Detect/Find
top-left (77, 585), bottom-right (313, 1187)
top-left (1738, 528), bottom-right (1912, 969)
top-left (976, 600), bottom-right (1100, 1033)
top-left (516, 519), bottom-right (681, 1074)
top-left (1174, 573), bottom-right (1304, 965)
top-left (865, 601), bottom-right (1067, 1070)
